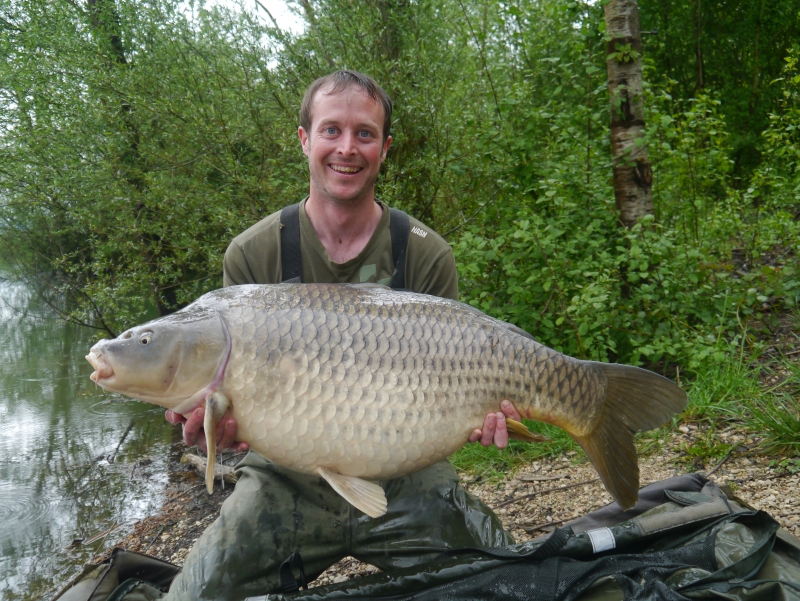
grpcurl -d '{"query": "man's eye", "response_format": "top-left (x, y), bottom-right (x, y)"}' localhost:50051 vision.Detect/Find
top-left (358, 130), bottom-right (371, 138)
top-left (326, 127), bottom-right (337, 134)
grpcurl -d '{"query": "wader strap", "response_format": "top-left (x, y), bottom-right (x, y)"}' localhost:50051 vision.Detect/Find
top-left (281, 204), bottom-right (410, 288)
top-left (279, 203), bottom-right (302, 283)
top-left (388, 208), bottom-right (410, 290)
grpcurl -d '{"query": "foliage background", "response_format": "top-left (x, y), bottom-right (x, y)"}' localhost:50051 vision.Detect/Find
top-left (0, 0), bottom-right (798, 373)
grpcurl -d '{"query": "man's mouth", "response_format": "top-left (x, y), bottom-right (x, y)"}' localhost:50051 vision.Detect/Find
top-left (329, 164), bottom-right (362, 174)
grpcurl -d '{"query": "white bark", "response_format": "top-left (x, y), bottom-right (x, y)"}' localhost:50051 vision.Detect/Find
top-left (604, 0), bottom-right (654, 228)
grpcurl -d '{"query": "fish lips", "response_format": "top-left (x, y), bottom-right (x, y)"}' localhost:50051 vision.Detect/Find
top-left (85, 338), bottom-right (150, 393)
top-left (86, 348), bottom-right (114, 384)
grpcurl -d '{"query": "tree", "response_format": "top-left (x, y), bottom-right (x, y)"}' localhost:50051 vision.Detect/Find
top-left (0, 0), bottom-right (300, 334)
top-left (639, 0), bottom-right (800, 175)
top-left (0, 0), bottom-right (496, 334)
top-left (603, 0), bottom-right (654, 228)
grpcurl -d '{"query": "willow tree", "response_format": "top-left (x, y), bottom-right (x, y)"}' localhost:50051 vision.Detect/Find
top-left (0, 1), bottom-right (298, 335)
top-left (604, 0), bottom-right (653, 228)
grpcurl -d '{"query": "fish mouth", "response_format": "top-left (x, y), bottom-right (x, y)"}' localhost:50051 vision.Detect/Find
top-left (86, 350), bottom-right (114, 383)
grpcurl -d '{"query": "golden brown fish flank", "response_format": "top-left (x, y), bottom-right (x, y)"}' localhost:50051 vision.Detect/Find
top-left (86, 283), bottom-right (687, 517)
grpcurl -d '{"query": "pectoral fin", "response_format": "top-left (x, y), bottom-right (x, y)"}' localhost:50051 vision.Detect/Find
top-left (203, 391), bottom-right (230, 494)
top-left (315, 467), bottom-right (388, 518)
top-left (506, 418), bottom-right (551, 443)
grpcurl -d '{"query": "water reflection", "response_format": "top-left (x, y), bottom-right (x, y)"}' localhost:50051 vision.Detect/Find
top-left (0, 281), bottom-right (176, 600)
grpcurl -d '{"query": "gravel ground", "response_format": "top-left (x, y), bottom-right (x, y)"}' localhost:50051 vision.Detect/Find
top-left (95, 424), bottom-right (800, 588)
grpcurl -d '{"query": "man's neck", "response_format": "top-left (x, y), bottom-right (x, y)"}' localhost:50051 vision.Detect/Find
top-left (304, 193), bottom-right (383, 264)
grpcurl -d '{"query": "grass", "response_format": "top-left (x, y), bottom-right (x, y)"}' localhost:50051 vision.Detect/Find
top-left (680, 346), bottom-right (762, 424)
top-left (746, 358), bottom-right (800, 454)
top-left (643, 343), bottom-right (800, 464)
top-left (450, 421), bottom-right (579, 480)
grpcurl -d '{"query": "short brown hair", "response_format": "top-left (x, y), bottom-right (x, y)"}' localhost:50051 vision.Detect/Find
top-left (300, 70), bottom-right (392, 142)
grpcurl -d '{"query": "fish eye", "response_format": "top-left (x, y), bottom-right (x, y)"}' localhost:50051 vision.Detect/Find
top-left (140, 332), bottom-right (153, 345)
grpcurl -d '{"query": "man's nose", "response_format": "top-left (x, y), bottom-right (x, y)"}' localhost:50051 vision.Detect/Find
top-left (336, 130), bottom-right (357, 155)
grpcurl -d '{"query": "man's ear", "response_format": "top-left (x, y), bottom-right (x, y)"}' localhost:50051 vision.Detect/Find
top-left (381, 135), bottom-right (392, 162)
top-left (298, 127), bottom-right (310, 157)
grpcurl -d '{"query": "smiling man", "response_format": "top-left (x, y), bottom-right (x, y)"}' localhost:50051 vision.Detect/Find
top-left (220, 71), bottom-right (461, 297)
top-left (162, 70), bottom-right (521, 601)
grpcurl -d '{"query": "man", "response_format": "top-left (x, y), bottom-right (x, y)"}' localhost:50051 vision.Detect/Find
top-left (164, 70), bottom-right (521, 601)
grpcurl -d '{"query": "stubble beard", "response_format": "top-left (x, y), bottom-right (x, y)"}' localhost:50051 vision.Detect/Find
top-left (310, 166), bottom-right (380, 207)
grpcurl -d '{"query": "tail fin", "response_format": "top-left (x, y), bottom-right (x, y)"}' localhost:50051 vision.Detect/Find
top-left (574, 362), bottom-right (687, 509)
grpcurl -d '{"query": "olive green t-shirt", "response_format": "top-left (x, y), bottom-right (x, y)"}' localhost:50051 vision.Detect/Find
top-left (223, 199), bottom-right (459, 301)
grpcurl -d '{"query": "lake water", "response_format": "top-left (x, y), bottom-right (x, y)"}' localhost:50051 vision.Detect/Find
top-left (0, 280), bottom-right (177, 600)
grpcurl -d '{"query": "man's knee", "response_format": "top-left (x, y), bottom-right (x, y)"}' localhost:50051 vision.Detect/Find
top-left (165, 453), bottom-right (352, 600)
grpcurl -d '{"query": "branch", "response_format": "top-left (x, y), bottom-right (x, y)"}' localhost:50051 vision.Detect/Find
top-left (458, 0), bottom-right (501, 120)
top-left (441, 188), bottom-right (501, 238)
top-left (253, 0), bottom-right (281, 30)
top-left (495, 478), bottom-right (599, 509)
top-left (0, 13), bottom-right (23, 31)
top-left (181, 453), bottom-right (238, 484)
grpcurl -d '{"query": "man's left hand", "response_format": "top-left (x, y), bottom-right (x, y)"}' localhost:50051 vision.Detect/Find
top-left (469, 400), bottom-right (522, 449)
top-left (165, 407), bottom-right (250, 454)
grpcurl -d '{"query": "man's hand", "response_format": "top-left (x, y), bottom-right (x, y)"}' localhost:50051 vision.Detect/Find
top-left (165, 407), bottom-right (250, 453)
top-left (469, 400), bottom-right (522, 449)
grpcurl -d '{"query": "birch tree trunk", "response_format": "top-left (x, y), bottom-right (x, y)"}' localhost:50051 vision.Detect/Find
top-left (604, 0), bottom-right (654, 228)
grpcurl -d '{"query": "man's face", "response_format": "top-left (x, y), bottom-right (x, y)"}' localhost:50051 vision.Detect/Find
top-left (298, 86), bottom-right (392, 205)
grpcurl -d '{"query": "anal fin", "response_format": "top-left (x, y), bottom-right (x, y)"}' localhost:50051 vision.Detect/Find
top-left (506, 418), bottom-right (550, 443)
top-left (315, 467), bottom-right (388, 518)
top-left (203, 391), bottom-right (230, 494)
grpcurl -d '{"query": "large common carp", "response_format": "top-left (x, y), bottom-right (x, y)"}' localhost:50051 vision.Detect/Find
top-left (86, 284), bottom-right (686, 517)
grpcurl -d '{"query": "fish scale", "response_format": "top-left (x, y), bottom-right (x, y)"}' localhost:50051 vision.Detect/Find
top-left (232, 286), bottom-right (584, 475)
top-left (86, 283), bottom-right (686, 517)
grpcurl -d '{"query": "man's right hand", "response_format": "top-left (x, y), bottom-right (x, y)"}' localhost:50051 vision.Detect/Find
top-left (469, 400), bottom-right (522, 449)
top-left (165, 407), bottom-right (250, 453)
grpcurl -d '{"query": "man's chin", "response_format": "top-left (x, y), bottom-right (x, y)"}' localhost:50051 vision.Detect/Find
top-left (310, 167), bottom-right (380, 204)
top-left (316, 185), bottom-right (376, 206)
